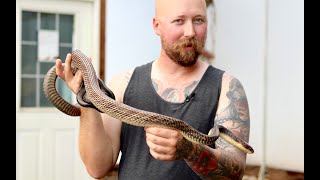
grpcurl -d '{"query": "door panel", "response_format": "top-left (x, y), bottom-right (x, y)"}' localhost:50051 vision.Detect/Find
top-left (16, 0), bottom-right (98, 179)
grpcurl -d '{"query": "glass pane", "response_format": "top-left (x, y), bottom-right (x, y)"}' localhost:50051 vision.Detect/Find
top-left (22, 11), bottom-right (37, 41)
top-left (59, 15), bottom-right (74, 43)
top-left (41, 13), bottom-right (56, 30)
top-left (40, 78), bottom-right (53, 107)
top-left (40, 62), bottom-right (55, 75)
top-left (57, 77), bottom-right (73, 105)
top-left (41, 77), bottom-right (73, 107)
top-left (59, 47), bottom-right (72, 61)
top-left (21, 44), bottom-right (37, 74)
top-left (21, 78), bottom-right (36, 107)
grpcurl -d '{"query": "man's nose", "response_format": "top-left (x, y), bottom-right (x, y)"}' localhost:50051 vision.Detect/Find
top-left (184, 21), bottom-right (195, 38)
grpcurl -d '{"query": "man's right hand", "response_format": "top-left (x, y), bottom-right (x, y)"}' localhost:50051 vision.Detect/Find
top-left (55, 53), bottom-right (83, 95)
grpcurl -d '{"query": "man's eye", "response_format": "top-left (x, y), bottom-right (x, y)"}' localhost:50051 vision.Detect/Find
top-left (173, 19), bottom-right (183, 24)
top-left (194, 18), bottom-right (205, 24)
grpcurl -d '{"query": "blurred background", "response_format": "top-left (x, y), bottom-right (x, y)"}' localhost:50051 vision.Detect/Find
top-left (16, 0), bottom-right (304, 179)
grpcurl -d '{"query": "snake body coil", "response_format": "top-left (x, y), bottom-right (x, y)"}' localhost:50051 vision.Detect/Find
top-left (43, 50), bottom-right (254, 154)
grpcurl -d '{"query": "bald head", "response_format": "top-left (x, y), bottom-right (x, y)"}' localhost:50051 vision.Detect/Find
top-left (155, 0), bottom-right (207, 19)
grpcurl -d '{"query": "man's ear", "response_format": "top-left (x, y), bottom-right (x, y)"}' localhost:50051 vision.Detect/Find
top-left (153, 17), bottom-right (161, 36)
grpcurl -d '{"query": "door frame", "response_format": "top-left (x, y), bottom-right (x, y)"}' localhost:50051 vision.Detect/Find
top-left (16, 1), bottom-right (103, 179)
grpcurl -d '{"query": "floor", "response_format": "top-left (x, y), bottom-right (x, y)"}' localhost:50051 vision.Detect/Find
top-left (243, 165), bottom-right (304, 180)
top-left (100, 165), bottom-right (304, 180)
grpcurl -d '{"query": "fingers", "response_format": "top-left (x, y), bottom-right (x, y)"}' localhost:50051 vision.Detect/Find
top-left (146, 136), bottom-right (176, 153)
top-left (55, 53), bottom-right (83, 94)
top-left (146, 131), bottom-right (177, 147)
top-left (55, 59), bottom-right (65, 80)
top-left (64, 53), bottom-right (73, 81)
top-left (145, 127), bottom-right (181, 140)
top-left (55, 53), bottom-right (73, 81)
top-left (146, 135), bottom-right (176, 161)
top-left (149, 148), bottom-right (175, 161)
top-left (74, 70), bottom-right (83, 86)
top-left (145, 127), bottom-right (182, 161)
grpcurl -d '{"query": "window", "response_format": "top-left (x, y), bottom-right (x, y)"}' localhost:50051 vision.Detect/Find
top-left (21, 11), bottom-right (74, 107)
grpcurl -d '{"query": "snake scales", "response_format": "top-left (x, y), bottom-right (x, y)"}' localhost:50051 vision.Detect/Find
top-left (43, 50), bottom-right (254, 154)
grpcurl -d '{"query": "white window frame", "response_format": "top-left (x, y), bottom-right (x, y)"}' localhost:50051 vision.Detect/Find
top-left (16, 0), bottom-right (101, 113)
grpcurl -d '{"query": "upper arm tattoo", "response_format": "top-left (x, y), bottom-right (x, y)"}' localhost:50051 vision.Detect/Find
top-left (215, 77), bottom-right (250, 147)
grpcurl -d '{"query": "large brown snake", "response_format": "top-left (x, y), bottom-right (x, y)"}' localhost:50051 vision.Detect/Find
top-left (43, 50), bottom-right (254, 154)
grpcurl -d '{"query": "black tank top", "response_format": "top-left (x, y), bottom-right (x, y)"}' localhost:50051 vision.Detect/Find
top-left (119, 62), bottom-right (224, 180)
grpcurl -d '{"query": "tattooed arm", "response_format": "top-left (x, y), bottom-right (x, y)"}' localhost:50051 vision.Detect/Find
top-left (181, 73), bottom-right (250, 180)
top-left (146, 72), bottom-right (250, 179)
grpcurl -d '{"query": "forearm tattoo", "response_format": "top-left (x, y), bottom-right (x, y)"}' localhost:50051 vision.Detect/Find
top-left (186, 145), bottom-right (218, 177)
top-left (185, 144), bottom-right (245, 179)
top-left (175, 138), bottom-right (243, 179)
top-left (174, 137), bottom-right (194, 160)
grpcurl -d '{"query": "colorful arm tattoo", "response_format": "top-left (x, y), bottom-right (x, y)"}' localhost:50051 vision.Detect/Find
top-left (177, 76), bottom-right (250, 179)
top-left (186, 146), bottom-right (218, 177)
top-left (183, 144), bottom-right (245, 179)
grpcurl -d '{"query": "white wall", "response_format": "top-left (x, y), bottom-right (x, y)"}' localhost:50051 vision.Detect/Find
top-left (266, 0), bottom-right (304, 172)
top-left (105, 0), bottom-right (304, 173)
top-left (106, 0), bottom-right (160, 81)
top-left (212, 0), bottom-right (265, 167)
top-left (212, 0), bottom-right (304, 172)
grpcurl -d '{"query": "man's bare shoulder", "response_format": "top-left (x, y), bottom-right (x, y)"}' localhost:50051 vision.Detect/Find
top-left (107, 68), bottom-right (134, 102)
top-left (218, 72), bottom-right (248, 112)
top-left (220, 72), bottom-right (244, 88)
top-left (221, 72), bottom-right (235, 83)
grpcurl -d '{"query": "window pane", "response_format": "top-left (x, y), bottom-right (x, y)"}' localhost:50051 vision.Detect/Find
top-left (59, 47), bottom-right (72, 61)
top-left (21, 78), bottom-right (36, 107)
top-left (57, 78), bottom-right (73, 105)
top-left (40, 78), bottom-right (53, 107)
top-left (41, 77), bottom-right (73, 107)
top-left (22, 11), bottom-right (37, 41)
top-left (40, 62), bottom-right (55, 75)
top-left (21, 44), bottom-right (37, 74)
top-left (59, 15), bottom-right (74, 43)
top-left (41, 13), bottom-right (56, 30)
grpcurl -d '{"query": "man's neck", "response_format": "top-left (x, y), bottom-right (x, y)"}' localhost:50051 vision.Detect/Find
top-left (151, 53), bottom-right (209, 102)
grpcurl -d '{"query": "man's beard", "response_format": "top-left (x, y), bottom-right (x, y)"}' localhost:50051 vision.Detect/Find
top-left (162, 37), bottom-right (204, 67)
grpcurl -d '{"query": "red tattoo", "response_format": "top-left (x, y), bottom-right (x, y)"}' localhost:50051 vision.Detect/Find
top-left (189, 150), bottom-right (218, 176)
